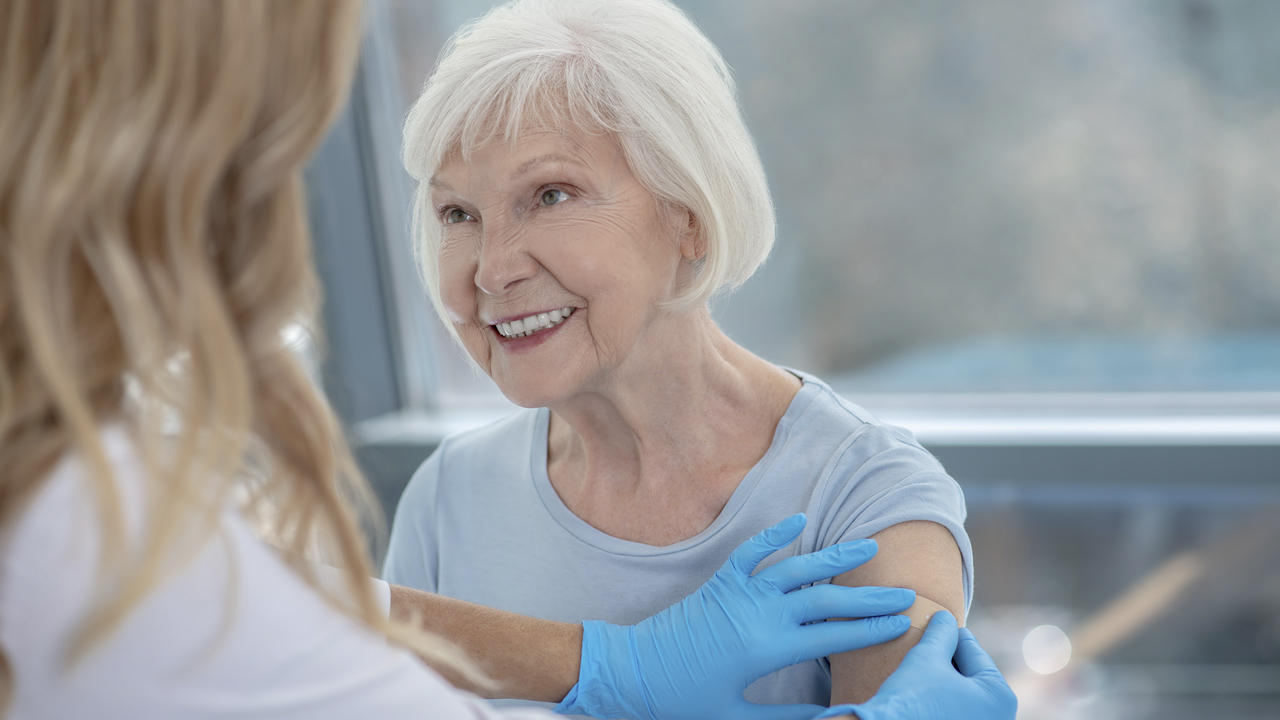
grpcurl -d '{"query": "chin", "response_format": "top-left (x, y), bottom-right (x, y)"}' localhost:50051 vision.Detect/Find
top-left (500, 390), bottom-right (550, 409)
top-left (489, 357), bottom-right (584, 409)
top-left (492, 376), bottom-right (566, 410)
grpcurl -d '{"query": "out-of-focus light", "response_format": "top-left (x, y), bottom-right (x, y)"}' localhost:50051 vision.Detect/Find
top-left (1023, 624), bottom-right (1072, 674)
top-left (281, 322), bottom-right (310, 352)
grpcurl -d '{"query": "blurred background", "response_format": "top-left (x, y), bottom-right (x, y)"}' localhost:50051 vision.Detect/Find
top-left (303, 1), bottom-right (1280, 718)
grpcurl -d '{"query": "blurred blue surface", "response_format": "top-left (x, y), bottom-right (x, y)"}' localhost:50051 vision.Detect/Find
top-left (832, 333), bottom-right (1280, 393)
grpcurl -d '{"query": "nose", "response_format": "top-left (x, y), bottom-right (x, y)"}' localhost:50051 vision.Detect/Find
top-left (473, 228), bottom-right (538, 296)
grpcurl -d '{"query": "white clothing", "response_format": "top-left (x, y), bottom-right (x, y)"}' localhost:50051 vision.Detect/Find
top-left (0, 426), bottom-right (550, 720)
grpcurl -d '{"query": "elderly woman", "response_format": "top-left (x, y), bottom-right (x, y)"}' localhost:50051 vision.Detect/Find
top-left (386, 0), bottom-right (974, 711)
top-left (1, 1), bottom-right (1015, 719)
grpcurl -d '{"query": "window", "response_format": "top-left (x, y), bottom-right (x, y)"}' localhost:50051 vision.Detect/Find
top-left (377, 0), bottom-right (1280, 405)
top-left (310, 2), bottom-right (1280, 717)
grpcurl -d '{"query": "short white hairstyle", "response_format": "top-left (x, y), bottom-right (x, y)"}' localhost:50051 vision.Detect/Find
top-left (403, 0), bottom-right (775, 327)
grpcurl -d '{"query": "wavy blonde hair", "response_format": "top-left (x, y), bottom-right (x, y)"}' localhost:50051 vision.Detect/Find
top-left (0, 0), bottom-right (482, 710)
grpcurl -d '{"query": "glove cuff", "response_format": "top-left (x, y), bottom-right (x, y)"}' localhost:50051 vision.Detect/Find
top-left (553, 621), bottom-right (647, 719)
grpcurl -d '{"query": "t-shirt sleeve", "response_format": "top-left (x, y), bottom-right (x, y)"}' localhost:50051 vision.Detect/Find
top-left (383, 446), bottom-right (445, 591)
top-left (810, 424), bottom-right (975, 615)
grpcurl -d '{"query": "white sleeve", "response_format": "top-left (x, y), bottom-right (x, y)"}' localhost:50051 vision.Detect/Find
top-left (0, 430), bottom-right (553, 720)
top-left (308, 560), bottom-right (393, 619)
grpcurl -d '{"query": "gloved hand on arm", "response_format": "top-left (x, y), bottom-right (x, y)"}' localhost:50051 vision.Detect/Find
top-left (554, 513), bottom-right (917, 720)
top-left (811, 610), bottom-right (1017, 720)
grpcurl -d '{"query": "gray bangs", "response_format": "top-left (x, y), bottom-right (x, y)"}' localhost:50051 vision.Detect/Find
top-left (404, 0), bottom-right (776, 343)
top-left (408, 23), bottom-right (628, 182)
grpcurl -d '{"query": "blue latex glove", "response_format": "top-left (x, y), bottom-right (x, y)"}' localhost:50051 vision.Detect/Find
top-left (554, 513), bottom-right (915, 720)
top-left (812, 610), bottom-right (1017, 720)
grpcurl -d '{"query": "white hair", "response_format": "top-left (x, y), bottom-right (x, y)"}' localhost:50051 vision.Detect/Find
top-left (403, 0), bottom-right (775, 330)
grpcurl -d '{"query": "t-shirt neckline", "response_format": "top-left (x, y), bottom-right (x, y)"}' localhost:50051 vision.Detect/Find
top-left (526, 370), bottom-right (822, 557)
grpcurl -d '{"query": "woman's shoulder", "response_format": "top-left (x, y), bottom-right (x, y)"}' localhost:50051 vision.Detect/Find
top-left (438, 406), bottom-right (543, 450)
top-left (388, 408), bottom-right (546, 576)
top-left (422, 407), bottom-right (542, 472)
top-left (777, 374), bottom-right (970, 593)
top-left (782, 370), bottom-right (934, 460)
top-left (753, 371), bottom-right (956, 527)
top-left (2, 425), bottom-right (144, 561)
top-left (3, 430), bottom-right (527, 719)
top-left (400, 407), bottom-right (544, 503)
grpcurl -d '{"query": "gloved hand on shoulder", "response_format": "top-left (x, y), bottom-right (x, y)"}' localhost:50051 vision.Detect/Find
top-left (811, 610), bottom-right (1017, 720)
top-left (555, 513), bottom-right (916, 720)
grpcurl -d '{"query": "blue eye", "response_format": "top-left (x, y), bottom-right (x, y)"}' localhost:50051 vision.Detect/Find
top-left (540, 188), bottom-right (570, 206)
top-left (444, 207), bottom-right (473, 224)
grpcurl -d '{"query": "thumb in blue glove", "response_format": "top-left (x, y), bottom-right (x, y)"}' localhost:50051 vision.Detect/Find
top-left (811, 610), bottom-right (1017, 720)
top-left (555, 513), bottom-right (916, 720)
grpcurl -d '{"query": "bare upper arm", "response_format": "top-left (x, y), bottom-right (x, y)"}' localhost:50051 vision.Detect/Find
top-left (829, 520), bottom-right (966, 704)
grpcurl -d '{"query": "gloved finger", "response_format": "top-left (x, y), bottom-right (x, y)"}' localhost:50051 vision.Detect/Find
top-left (787, 583), bottom-right (915, 624)
top-left (789, 614), bottom-right (911, 661)
top-left (734, 701), bottom-right (828, 720)
top-left (810, 705), bottom-right (861, 720)
top-left (903, 608), bottom-right (959, 666)
top-left (754, 538), bottom-right (877, 592)
top-left (954, 627), bottom-right (1004, 679)
top-left (728, 514), bottom-right (808, 576)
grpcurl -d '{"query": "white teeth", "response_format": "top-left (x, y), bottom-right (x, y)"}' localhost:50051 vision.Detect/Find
top-left (493, 307), bottom-right (577, 338)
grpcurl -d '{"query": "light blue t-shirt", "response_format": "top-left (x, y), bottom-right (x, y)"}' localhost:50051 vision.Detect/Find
top-left (384, 371), bottom-right (973, 709)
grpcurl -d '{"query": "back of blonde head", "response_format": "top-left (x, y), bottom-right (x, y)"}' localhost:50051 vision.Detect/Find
top-left (0, 0), bottom-right (481, 710)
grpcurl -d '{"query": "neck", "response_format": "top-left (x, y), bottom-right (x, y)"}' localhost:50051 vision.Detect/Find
top-left (545, 308), bottom-right (801, 532)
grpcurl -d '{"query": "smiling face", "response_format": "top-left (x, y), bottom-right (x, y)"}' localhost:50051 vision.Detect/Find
top-left (431, 126), bottom-right (699, 408)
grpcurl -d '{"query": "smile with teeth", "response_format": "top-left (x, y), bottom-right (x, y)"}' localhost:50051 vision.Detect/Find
top-left (494, 307), bottom-right (575, 338)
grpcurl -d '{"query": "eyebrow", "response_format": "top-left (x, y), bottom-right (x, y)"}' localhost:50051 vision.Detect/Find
top-left (511, 153), bottom-right (583, 181)
top-left (428, 153), bottom-right (583, 192)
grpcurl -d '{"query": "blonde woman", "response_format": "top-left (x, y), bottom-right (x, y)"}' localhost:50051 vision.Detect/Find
top-left (0, 1), bottom-right (1014, 719)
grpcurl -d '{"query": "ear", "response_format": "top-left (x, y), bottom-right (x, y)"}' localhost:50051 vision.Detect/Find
top-left (677, 207), bottom-right (705, 261)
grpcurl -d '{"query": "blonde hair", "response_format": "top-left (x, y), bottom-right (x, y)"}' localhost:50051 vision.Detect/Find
top-left (0, 0), bottom-right (483, 709)
top-left (403, 0), bottom-right (775, 335)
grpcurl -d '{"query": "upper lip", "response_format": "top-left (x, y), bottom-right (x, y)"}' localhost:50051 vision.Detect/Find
top-left (485, 307), bottom-right (576, 326)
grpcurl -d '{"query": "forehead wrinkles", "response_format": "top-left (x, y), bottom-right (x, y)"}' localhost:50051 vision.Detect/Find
top-left (433, 123), bottom-right (632, 199)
